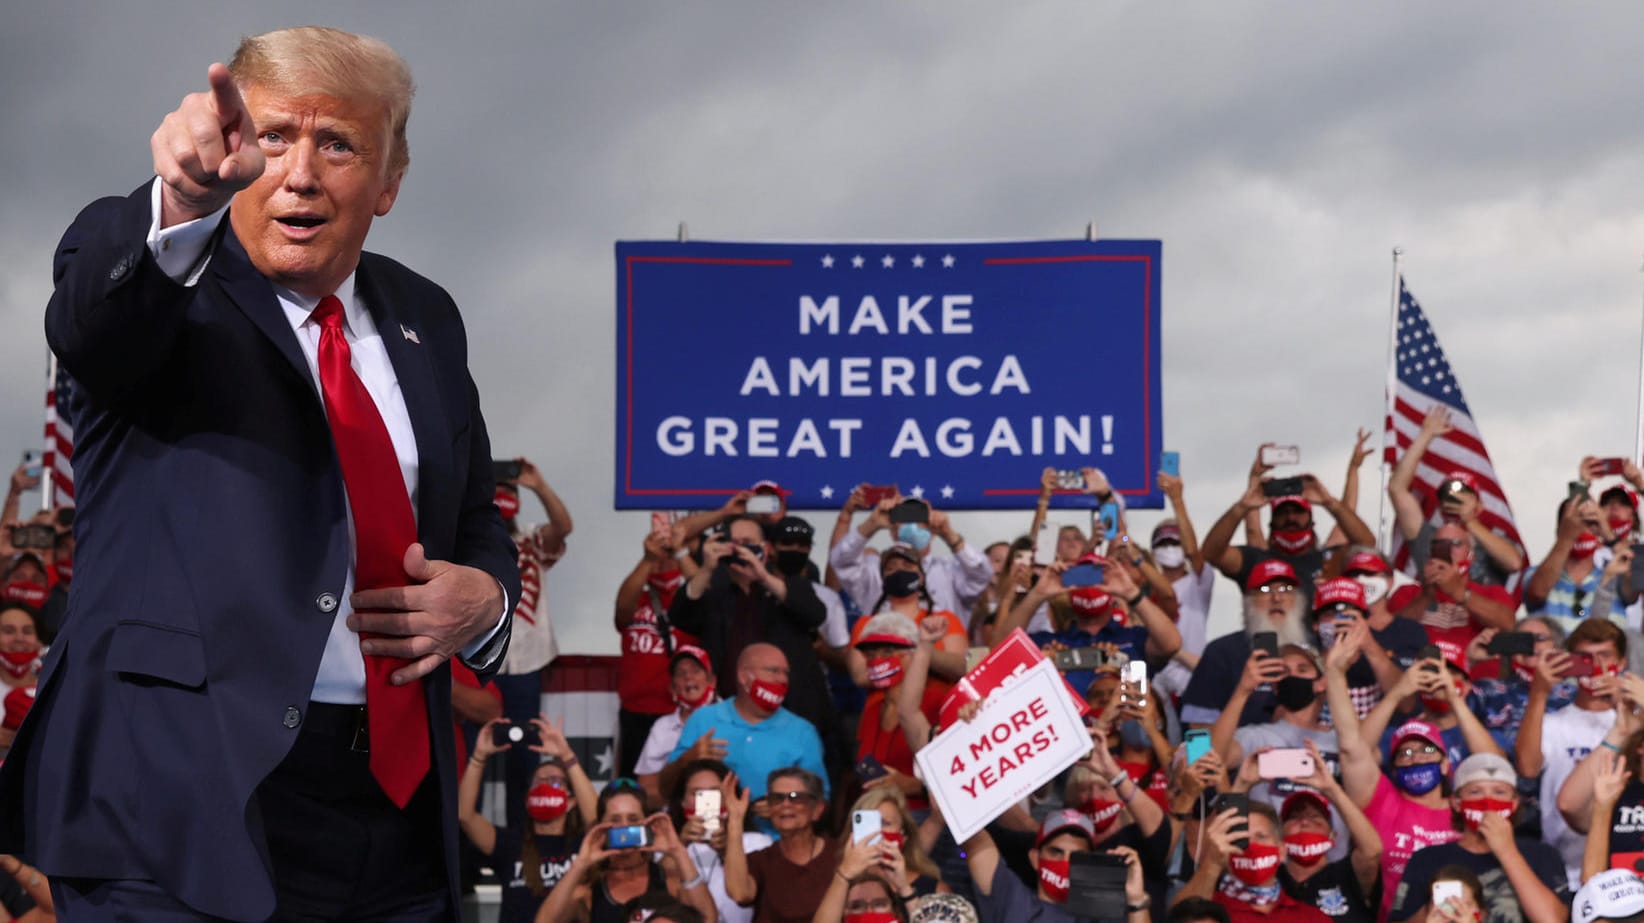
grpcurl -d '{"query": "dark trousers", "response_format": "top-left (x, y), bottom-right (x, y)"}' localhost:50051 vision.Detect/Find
top-left (53, 702), bottom-right (449, 922)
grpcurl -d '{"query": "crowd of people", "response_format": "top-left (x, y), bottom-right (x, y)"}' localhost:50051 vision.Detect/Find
top-left (19, 429), bottom-right (1644, 923)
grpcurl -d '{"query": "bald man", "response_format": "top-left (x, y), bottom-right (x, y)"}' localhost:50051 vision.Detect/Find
top-left (659, 643), bottom-right (827, 801)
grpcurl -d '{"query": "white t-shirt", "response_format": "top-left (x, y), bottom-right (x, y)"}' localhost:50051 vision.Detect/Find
top-left (501, 523), bottom-right (565, 675)
top-left (1155, 565), bottom-right (1216, 698)
top-left (690, 834), bottom-right (773, 923)
top-left (816, 582), bottom-right (850, 649)
top-left (634, 707), bottom-right (691, 775)
top-left (1539, 703), bottom-right (1616, 888)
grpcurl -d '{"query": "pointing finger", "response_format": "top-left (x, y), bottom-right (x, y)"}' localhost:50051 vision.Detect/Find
top-left (207, 63), bottom-right (248, 129)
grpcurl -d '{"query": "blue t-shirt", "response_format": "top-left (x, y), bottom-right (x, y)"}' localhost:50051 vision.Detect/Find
top-left (667, 698), bottom-right (828, 800)
top-left (1030, 619), bottom-right (1149, 695)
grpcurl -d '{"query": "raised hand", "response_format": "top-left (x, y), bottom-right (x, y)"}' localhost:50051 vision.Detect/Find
top-left (1594, 746), bottom-right (1633, 807)
top-left (1349, 428), bottom-right (1374, 469)
top-left (1420, 406), bottom-right (1453, 439)
top-left (152, 63), bottom-right (265, 226)
top-left (530, 714), bottom-right (573, 759)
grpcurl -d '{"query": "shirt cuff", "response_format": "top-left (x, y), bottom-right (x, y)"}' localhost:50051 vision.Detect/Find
top-left (146, 178), bottom-right (225, 284)
top-left (459, 582), bottom-right (510, 660)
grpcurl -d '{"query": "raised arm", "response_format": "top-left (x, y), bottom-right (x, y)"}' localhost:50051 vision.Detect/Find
top-left (1527, 500), bottom-right (1590, 610)
top-left (1389, 407), bottom-right (1450, 541)
top-left (615, 534), bottom-right (665, 631)
top-left (1210, 650), bottom-right (1284, 762)
top-left (895, 617), bottom-right (947, 753)
top-left (1515, 650), bottom-right (1566, 778)
top-left (1304, 738), bottom-right (1383, 895)
top-left (1559, 673), bottom-right (1638, 832)
top-left (1201, 480), bottom-right (1265, 578)
top-left (1325, 620), bottom-right (1383, 803)
top-left (1583, 746), bottom-right (1630, 882)
top-left (1157, 471), bottom-right (1205, 574)
top-left (516, 459), bottom-right (573, 552)
top-left (1325, 429), bottom-right (1374, 547)
top-left (459, 717), bottom-right (507, 855)
top-left (721, 775), bottom-right (759, 906)
top-left (1303, 473), bottom-right (1376, 549)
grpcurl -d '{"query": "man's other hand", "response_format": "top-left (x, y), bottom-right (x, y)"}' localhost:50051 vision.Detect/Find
top-left (348, 542), bottom-right (505, 684)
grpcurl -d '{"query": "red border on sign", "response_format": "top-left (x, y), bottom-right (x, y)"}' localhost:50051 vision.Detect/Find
top-left (625, 255), bottom-right (792, 496)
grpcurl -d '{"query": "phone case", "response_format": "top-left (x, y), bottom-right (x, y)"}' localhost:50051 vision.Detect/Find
top-left (851, 810), bottom-right (882, 843)
top-left (1257, 750), bottom-right (1315, 780)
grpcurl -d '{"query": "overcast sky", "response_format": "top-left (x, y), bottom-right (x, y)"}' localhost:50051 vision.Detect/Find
top-left (5, 3), bottom-right (1644, 654)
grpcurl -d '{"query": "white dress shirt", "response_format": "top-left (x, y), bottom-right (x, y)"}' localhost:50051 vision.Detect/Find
top-left (144, 179), bottom-right (504, 703)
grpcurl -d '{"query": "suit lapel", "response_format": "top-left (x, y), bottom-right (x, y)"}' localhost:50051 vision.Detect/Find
top-left (355, 257), bottom-right (451, 536)
top-left (212, 224), bottom-right (318, 401)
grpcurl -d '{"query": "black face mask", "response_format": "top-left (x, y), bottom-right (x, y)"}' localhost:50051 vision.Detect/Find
top-left (884, 570), bottom-right (923, 599)
top-left (774, 549), bottom-right (810, 577)
top-left (1274, 675), bottom-right (1317, 711)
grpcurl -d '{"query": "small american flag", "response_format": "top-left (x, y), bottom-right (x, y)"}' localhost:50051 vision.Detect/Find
top-left (1382, 278), bottom-right (1524, 592)
top-left (42, 362), bottom-right (74, 509)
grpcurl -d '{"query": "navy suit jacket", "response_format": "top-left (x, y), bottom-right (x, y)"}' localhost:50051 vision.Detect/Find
top-left (0, 184), bottom-right (522, 921)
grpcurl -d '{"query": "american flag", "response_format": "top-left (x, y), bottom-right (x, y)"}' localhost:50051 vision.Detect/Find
top-left (1382, 278), bottom-right (1524, 590)
top-left (42, 360), bottom-right (74, 509)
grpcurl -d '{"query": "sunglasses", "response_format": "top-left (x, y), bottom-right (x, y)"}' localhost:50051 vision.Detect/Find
top-left (608, 777), bottom-right (644, 793)
top-left (1396, 743), bottom-right (1440, 761)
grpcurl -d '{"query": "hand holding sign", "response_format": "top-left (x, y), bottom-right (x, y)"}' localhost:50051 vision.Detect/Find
top-left (152, 63), bottom-right (265, 227)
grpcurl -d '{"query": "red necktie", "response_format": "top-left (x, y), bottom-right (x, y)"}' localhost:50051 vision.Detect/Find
top-left (313, 295), bottom-right (428, 807)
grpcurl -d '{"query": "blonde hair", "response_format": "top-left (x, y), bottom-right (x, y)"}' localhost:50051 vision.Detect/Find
top-left (850, 788), bottom-right (940, 880)
top-left (228, 26), bottom-right (415, 174)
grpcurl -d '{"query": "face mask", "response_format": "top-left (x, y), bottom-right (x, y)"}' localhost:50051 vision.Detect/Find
top-left (1395, 762), bottom-right (1444, 795)
top-left (1084, 798), bottom-right (1125, 832)
top-left (1513, 662), bottom-right (1537, 683)
top-left (1571, 532), bottom-right (1601, 560)
top-left (1153, 545), bottom-right (1185, 568)
top-left (774, 549), bottom-right (811, 577)
top-left (493, 487), bottom-right (520, 519)
top-left (1037, 857), bottom-right (1071, 903)
top-left (1578, 663), bottom-right (1622, 692)
top-left (1420, 694), bottom-right (1452, 716)
top-left (749, 678), bottom-right (787, 711)
top-left (1459, 797), bottom-right (1514, 830)
top-left (1355, 575), bottom-right (1389, 606)
top-left (1270, 529), bottom-right (1314, 555)
top-left (648, 569), bottom-right (684, 596)
top-left (1284, 832), bottom-right (1333, 867)
top-left (1118, 719), bottom-right (1150, 749)
top-left (844, 913), bottom-right (899, 923)
top-left (3, 583), bottom-right (47, 608)
top-left (880, 829), bottom-right (905, 850)
top-left (1316, 620), bottom-right (1338, 649)
top-left (866, 655), bottom-right (904, 690)
top-left (1612, 517), bottom-right (1635, 545)
top-left (53, 558), bottom-right (72, 583)
top-left (884, 570), bottom-right (923, 599)
top-left (674, 680), bottom-right (714, 712)
top-left (525, 782), bottom-right (570, 822)
top-left (1274, 676), bottom-right (1317, 711)
top-left (0, 648), bottom-right (37, 679)
top-left (1227, 842), bottom-right (1282, 887)
top-left (897, 524), bottom-right (932, 552)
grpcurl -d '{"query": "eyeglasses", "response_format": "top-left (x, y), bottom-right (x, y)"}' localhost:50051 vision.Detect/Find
top-left (846, 899), bottom-right (895, 914)
top-left (1396, 743), bottom-right (1440, 761)
top-left (766, 790), bottom-right (817, 805)
top-left (1257, 583), bottom-right (1298, 595)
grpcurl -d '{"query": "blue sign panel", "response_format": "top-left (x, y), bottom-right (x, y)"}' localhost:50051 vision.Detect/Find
top-left (615, 239), bottom-right (1162, 510)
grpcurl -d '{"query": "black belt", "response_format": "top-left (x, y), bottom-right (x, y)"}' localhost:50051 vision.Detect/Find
top-left (304, 702), bottom-right (371, 752)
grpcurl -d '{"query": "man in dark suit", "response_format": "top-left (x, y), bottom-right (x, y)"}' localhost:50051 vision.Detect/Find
top-left (0, 26), bottom-right (521, 922)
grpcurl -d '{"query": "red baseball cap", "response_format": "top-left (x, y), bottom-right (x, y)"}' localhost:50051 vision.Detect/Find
top-left (1280, 788), bottom-right (1332, 822)
top-left (1312, 577), bottom-right (1366, 613)
top-left (1343, 551), bottom-right (1391, 575)
top-left (1391, 719), bottom-right (1445, 752)
top-left (1269, 495), bottom-right (1311, 512)
top-left (1441, 471), bottom-right (1480, 494)
top-left (751, 480), bottom-right (791, 497)
top-left (1245, 558), bottom-right (1298, 591)
top-left (669, 644), bottom-right (714, 675)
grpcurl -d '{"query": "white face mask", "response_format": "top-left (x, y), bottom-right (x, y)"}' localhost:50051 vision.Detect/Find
top-left (1153, 545), bottom-right (1185, 569)
top-left (1355, 575), bottom-right (1389, 606)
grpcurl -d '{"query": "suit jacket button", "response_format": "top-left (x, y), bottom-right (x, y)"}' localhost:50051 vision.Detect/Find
top-left (283, 706), bottom-right (302, 729)
top-left (316, 593), bottom-right (339, 613)
top-left (108, 254), bottom-right (134, 282)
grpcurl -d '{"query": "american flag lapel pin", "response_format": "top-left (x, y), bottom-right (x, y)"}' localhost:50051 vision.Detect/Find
top-left (400, 323), bottom-right (420, 344)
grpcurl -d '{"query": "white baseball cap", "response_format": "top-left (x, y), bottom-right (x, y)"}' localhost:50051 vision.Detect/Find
top-left (1575, 869), bottom-right (1644, 923)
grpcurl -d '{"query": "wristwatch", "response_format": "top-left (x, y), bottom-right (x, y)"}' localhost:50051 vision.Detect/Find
top-left (1126, 897), bottom-right (1152, 912)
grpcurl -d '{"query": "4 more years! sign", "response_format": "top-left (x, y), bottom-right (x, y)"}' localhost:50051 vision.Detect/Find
top-left (614, 239), bottom-right (1163, 510)
top-left (915, 659), bottom-right (1092, 842)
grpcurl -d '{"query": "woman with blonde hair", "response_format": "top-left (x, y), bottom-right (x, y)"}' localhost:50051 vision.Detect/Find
top-left (848, 787), bottom-right (942, 898)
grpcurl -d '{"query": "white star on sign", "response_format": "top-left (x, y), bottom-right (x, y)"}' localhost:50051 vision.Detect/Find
top-left (821, 254), bottom-right (834, 268)
top-left (941, 254), bottom-right (956, 268)
top-left (940, 485), bottom-right (955, 499)
top-left (882, 254), bottom-right (895, 268)
top-left (909, 485), bottom-right (926, 498)
top-left (911, 254), bottom-right (925, 268)
top-left (851, 254), bottom-right (865, 269)
top-left (595, 744), bottom-right (614, 777)
top-left (819, 485), bottom-right (834, 500)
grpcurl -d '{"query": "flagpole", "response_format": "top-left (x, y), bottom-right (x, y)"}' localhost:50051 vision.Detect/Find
top-left (1377, 247), bottom-right (1404, 554)
top-left (41, 351), bottom-right (56, 513)
top-left (1635, 252), bottom-right (1644, 465)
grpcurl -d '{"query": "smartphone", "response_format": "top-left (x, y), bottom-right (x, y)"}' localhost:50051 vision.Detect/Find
top-left (1055, 469), bottom-right (1086, 490)
top-left (889, 498), bottom-right (930, 525)
top-left (1257, 749), bottom-right (1315, 780)
top-left (607, 825), bottom-right (653, 850)
top-left (1262, 476), bottom-right (1305, 498)
top-left (694, 790), bottom-right (722, 836)
top-left (1062, 562), bottom-right (1103, 588)
top-left (1053, 647), bottom-right (1105, 672)
top-left (1486, 632), bottom-right (1538, 657)
top-left (491, 723), bottom-right (543, 749)
top-left (1570, 481), bottom-right (1592, 502)
top-left (1160, 451), bottom-right (1180, 478)
top-left (55, 506), bottom-right (73, 528)
top-left (1211, 793), bottom-right (1250, 850)
top-left (19, 451), bottom-right (40, 478)
top-left (746, 494), bottom-right (782, 515)
top-left (1098, 502), bottom-right (1120, 537)
top-left (1431, 881), bottom-right (1464, 908)
top-left (1596, 458), bottom-right (1629, 477)
top-left (1122, 659), bottom-right (1147, 700)
top-left (1260, 445), bottom-right (1301, 467)
top-left (861, 484), bottom-right (899, 507)
top-left (855, 755), bottom-right (890, 783)
top-left (492, 459), bottom-right (522, 483)
top-left (851, 809), bottom-right (883, 844)
top-left (1568, 652), bottom-right (1597, 678)
top-left (8, 524), bottom-right (54, 551)
top-left (1184, 729), bottom-right (1212, 765)
top-left (1252, 632), bottom-right (1279, 658)
top-left (1065, 852), bottom-right (1130, 921)
top-left (1417, 644), bottom-right (1443, 673)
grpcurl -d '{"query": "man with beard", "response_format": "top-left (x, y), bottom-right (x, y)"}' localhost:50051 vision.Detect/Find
top-left (1527, 494), bottom-right (1629, 636)
top-left (1180, 559), bottom-right (1313, 728)
top-left (1201, 448), bottom-right (1376, 605)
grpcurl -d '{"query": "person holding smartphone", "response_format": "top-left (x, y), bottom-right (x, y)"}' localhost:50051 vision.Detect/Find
top-left (725, 767), bottom-right (842, 923)
top-left (1013, 556), bottom-right (1180, 697)
top-left (847, 788), bottom-right (942, 899)
top-left (1171, 802), bottom-right (1331, 923)
top-left (1270, 756), bottom-right (1384, 923)
top-left (830, 494), bottom-right (993, 628)
top-left (1526, 494), bottom-right (1622, 635)
top-left (672, 762), bottom-right (772, 923)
